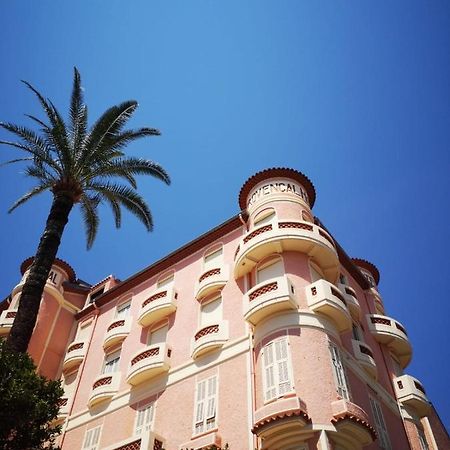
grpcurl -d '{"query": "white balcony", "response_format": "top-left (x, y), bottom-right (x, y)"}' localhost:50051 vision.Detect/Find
top-left (352, 340), bottom-right (377, 378)
top-left (138, 286), bottom-right (177, 328)
top-left (338, 283), bottom-right (361, 320)
top-left (126, 344), bottom-right (172, 386)
top-left (103, 316), bottom-right (132, 349)
top-left (244, 275), bottom-right (297, 326)
top-left (234, 221), bottom-right (339, 282)
top-left (103, 433), bottom-right (165, 450)
top-left (191, 320), bottom-right (229, 359)
top-left (394, 375), bottom-right (430, 417)
top-left (0, 308), bottom-right (17, 335)
top-left (62, 340), bottom-right (87, 372)
top-left (88, 372), bottom-right (121, 408)
top-left (195, 265), bottom-right (229, 300)
top-left (367, 314), bottom-right (412, 368)
top-left (57, 396), bottom-right (70, 421)
top-left (306, 280), bottom-right (351, 332)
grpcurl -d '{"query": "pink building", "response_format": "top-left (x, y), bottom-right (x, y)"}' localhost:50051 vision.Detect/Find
top-left (0, 168), bottom-right (448, 450)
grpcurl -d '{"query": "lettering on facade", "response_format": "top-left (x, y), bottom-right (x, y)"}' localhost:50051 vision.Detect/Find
top-left (247, 181), bottom-right (309, 207)
top-left (47, 271), bottom-right (59, 285)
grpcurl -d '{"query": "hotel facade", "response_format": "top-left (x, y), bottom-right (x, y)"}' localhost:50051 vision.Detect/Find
top-left (0, 168), bottom-right (448, 450)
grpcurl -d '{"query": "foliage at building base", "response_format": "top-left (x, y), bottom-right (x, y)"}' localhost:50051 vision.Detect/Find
top-left (0, 340), bottom-right (63, 450)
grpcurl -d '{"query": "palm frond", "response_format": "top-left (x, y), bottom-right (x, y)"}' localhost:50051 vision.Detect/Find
top-left (69, 68), bottom-right (88, 158)
top-left (108, 128), bottom-right (161, 151)
top-left (88, 182), bottom-right (153, 231)
top-left (0, 157), bottom-right (33, 167)
top-left (79, 194), bottom-right (100, 249)
top-left (8, 183), bottom-right (52, 213)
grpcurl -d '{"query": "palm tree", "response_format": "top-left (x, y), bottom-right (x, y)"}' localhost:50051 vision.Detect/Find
top-left (0, 68), bottom-right (170, 353)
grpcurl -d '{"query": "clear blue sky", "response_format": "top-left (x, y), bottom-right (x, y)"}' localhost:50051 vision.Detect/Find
top-left (0, 1), bottom-right (449, 428)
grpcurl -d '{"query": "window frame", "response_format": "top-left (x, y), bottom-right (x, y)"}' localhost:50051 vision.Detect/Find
top-left (253, 208), bottom-right (276, 227)
top-left (261, 336), bottom-right (295, 403)
top-left (134, 402), bottom-right (155, 436)
top-left (102, 349), bottom-right (121, 374)
top-left (193, 375), bottom-right (218, 435)
top-left (199, 294), bottom-right (222, 328)
top-left (255, 255), bottom-right (284, 285)
top-left (329, 342), bottom-right (350, 401)
top-left (82, 425), bottom-right (102, 450)
top-left (369, 396), bottom-right (392, 450)
top-left (115, 300), bottom-right (131, 319)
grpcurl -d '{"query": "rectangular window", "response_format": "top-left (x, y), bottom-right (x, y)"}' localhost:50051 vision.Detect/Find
top-left (82, 426), bottom-right (101, 450)
top-left (157, 274), bottom-right (174, 289)
top-left (148, 324), bottom-right (168, 346)
top-left (89, 287), bottom-right (105, 304)
top-left (257, 258), bottom-right (283, 284)
top-left (204, 248), bottom-right (223, 271)
top-left (369, 397), bottom-right (392, 450)
top-left (329, 343), bottom-right (350, 400)
top-left (76, 321), bottom-right (91, 341)
top-left (352, 324), bottom-right (364, 342)
top-left (417, 426), bottom-right (429, 450)
top-left (103, 350), bottom-right (120, 374)
top-left (194, 376), bottom-right (217, 434)
top-left (135, 403), bottom-right (154, 435)
top-left (115, 301), bottom-right (131, 318)
top-left (200, 297), bottom-right (222, 327)
top-left (262, 338), bottom-right (293, 402)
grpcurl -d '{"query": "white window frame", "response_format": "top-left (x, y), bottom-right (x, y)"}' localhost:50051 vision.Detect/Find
top-left (82, 425), bottom-right (102, 450)
top-left (329, 343), bottom-right (350, 400)
top-left (256, 256), bottom-right (284, 284)
top-left (193, 375), bottom-right (218, 435)
top-left (134, 402), bottom-right (155, 436)
top-left (203, 247), bottom-right (223, 271)
top-left (254, 208), bottom-right (276, 227)
top-left (147, 323), bottom-right (169, 346)
top-left (369, 396), bottom-right (392, 450)
top-left (262, 337), bottom-right (294, 403)
top-left (102, 350), bottom-right (121, 374)
top-left (115, 300), bottom-right (131, 319)
top-left (199, 295), bottom-right (222, 327)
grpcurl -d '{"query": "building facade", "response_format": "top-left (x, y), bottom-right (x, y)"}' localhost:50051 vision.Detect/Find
top-left (0, 168), bottom-right (448, 450)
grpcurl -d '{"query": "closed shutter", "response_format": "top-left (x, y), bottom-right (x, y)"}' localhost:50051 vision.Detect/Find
top-left (369, 397), bottom-right (391, 450)
top-left (204, 249), bottom-right (222, 271)
top-left (135, 403), bottom-right (154, 435)
top-left (116, 301), bottom-right (131, 318)
top-left (195, 380), bottom-right (206, 433)
top-left (63, 372), bottom-right (77, 397)
top-left (257, 259), bottom-right (283, 284)
top-left (275, 339), bottom-right (291, 395)
top-left (205, 376), bottom-right (217, 430)
top-left (83, 426), bottom-right (101, 450)
top-left (263, 343), bottom-right (277, 401)
top-left (157, 275), bottom-right (174, 289)
top-left (77, 322), bottom-right (91, 341)
top-left (200, 297), bottom-right (222, 326)
top-left (329, 344), bottom-right (350, 400)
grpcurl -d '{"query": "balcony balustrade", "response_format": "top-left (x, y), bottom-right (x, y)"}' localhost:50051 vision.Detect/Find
top-left (0, 308), bottom-right (17, 335)
top-left (103, 316), bottom-right (132, 349)
top-left (62, 340), bottom-right (87, 372)
top-left (57, 396), bottom-right (70, 421)
top-left (244, 275), bottom-right (297, 326)
top-left (338, 283), bottom-right (361, 320)
top-left (352, 339), bottom-right (377, 378)
top-left (195, 265), bottom-right (229, 300)
top-left (367, 314), bottom-right (412, 368)
top-left (191, 320), bottom-right (229, 359)
top-left (394, 375), bottom-right (431, 417)
top-left (306, 280), bottom-right (351, 332)
top-left (126, 344), bottom-right (172, 386)
top-left (234, 221), bottom-right (339, 282)
top-left (102, 434), bottom-right (165, 450)
top-left (138, 287), bottom-right (177, 328)
top-left (88, 372), bottom-right (121, 408)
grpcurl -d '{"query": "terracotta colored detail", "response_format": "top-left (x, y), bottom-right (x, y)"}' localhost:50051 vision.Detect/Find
top-left (244, 224), bottom-right (273, 244)
top-left (195, 324), bottom-right (219, 341)
top-left (67, 342), bottom-right (84, 353)
top-left (252, 409), bottom-right (311, 434)
top-left (249, 281), bottom-right (278, 301)
top-left (93, 376), bottom-right (112, 389)
top-left (5, 311), bottom-right (16, 319)
top-left (58, 398), bottom-right (68, 407)
top-left (153, 439), bottom-right (163, 450)
top-left (279, 221), bottom-right (313, 231)
top-left (344, 286), bottom-right (356, 297)
top-left (142, 291), bottom-right (167, 308)
top-left (199, 268), bottom-right (221, 283)
top-left (371, 316), bottom-right (391, 326)
top-left (114, 439), bottom-right (141, 450)
top-left (107, 319), bottom-right (125, 332)
top-left (331, 414), bottom-right (377, 441)
top-left (131, 347), bottom-right (160, 366)
top-left (234, 245), bottom-right (240, 259)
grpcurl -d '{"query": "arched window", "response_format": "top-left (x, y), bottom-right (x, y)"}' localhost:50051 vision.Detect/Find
top-left (200, 295), bottom-right (222, 327)
top-left (203, 246), bottom-right (223, 271)
top-left (157, 272), bottom-right (174, 289)
top-left (253, 208), bottom-right (276, 228)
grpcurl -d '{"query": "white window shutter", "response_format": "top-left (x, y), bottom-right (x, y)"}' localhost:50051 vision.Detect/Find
top-left (206, 377), bottom-right (217, 419)
top-left (201, 297), bottom-right (222, 326)
top-left (329, 344), bottom-right (350, 400)
top-left (275, 339), bottom-right (291, 395)
top-left (83, 426), bottom-right (101, 450)
top-left (195, 380), bottom-right (206, 424)
top-left (257, 259), bottom-right (283, 284)
top-left (370, 397), bottom-right (391, 450)
top-left (204, 249), bottom-right (222, 271)
top-left (263, 343), bottom-right (277, 401)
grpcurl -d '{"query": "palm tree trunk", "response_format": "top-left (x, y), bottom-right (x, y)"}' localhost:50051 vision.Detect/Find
top-left (7, 192), bottom-right (74, 353)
